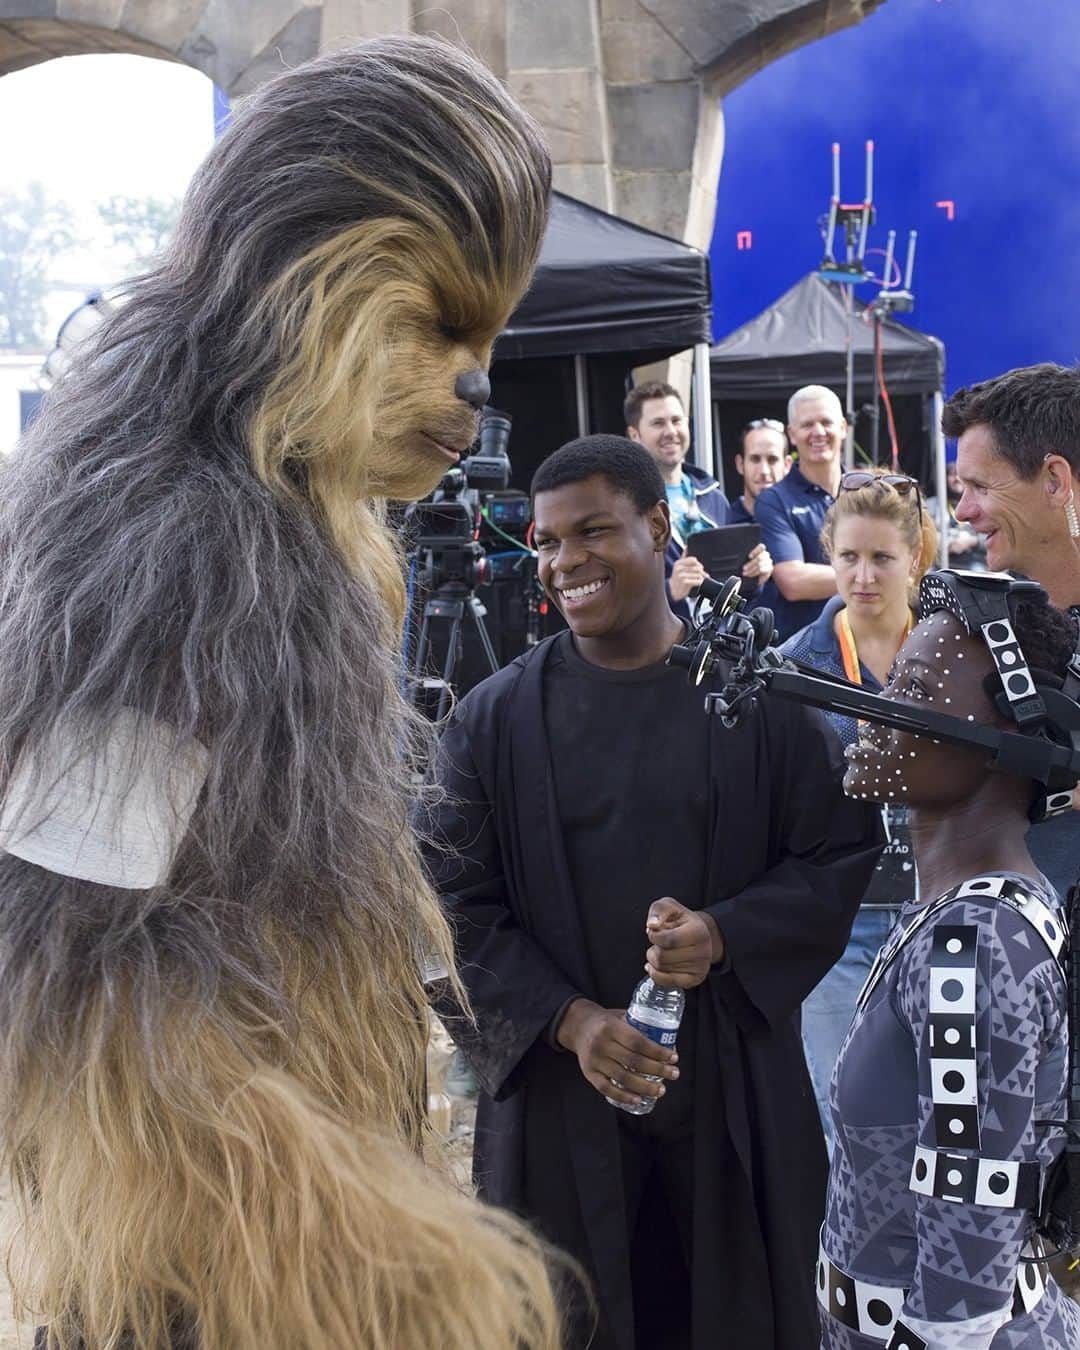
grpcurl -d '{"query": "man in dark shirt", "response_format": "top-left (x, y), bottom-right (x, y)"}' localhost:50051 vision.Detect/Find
top-left (727, 417), bottom-right (792, 525)
top-left (943, 362), bottom-right (1080, 897)
top-left (754, 385), bottom-right (843, 639)
top-left (426, 436), bottom-right (882, 1350)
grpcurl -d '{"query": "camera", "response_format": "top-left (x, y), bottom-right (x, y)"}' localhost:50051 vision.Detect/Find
top-left (404, 407), bottom-right (530, 591)
top-left (404, 408), bottom-right (539, 718)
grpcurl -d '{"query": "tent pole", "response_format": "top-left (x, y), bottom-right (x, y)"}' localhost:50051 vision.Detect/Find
top-left (870, 312), bottom-right (882, 466)
top-left (844, 281), bottom-right (856, 469)
top-left (711, 400), bottom-right (725, 495)
top-left (932, 389), bottom-right (948, 567)
top-left (573, 355), bottom-right (590, 437)
top-left (691, 342), bottom-right (715, 479)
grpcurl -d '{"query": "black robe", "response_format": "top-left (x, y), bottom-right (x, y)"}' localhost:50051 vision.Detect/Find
top-left (428, 637), bottom-right (883, 1350)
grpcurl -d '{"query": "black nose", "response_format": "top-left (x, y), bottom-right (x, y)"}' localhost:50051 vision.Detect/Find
top-left (455, 369), bottom-right (490, 410)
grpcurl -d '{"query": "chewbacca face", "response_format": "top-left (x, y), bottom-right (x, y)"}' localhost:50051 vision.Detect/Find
top-left (361, 292), bottom-right (501, 502)
top-left (215, 35), bottom-right (551, 573)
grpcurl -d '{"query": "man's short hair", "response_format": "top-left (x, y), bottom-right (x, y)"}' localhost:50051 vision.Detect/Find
top-left (787, 385), bottom-right (843, 427)
top-left (623, 380), bottom-right (682, 430)
top-left (738, 417), bottom-right (788, 453)
top-left (941, 363), bottom-right (1080, 480)
top-left (531, 435), bottom-right (665, 515)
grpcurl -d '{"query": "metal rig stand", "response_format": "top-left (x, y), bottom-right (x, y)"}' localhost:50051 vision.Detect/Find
top-left (411, 581), bottom-right (500, 722)
top-left (817, 140), bottom-right (875, 470)
top-left (817, 141), bottom-right (920, 472)
top-left (866, 226), bottom-right (918, 467)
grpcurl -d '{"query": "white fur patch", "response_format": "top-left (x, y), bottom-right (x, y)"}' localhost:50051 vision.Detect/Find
top-left (0, 710), bottom-right (209, 890)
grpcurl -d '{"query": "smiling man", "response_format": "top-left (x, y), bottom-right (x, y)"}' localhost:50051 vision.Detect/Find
top-left (944, 363), bottom-right (1080, 603)
top-left (942, 362), bottom-right (1080, 899)
top-left (624, 381), bottom-right (730, 609)
top-left (754, 386), bottom-right (845, 640)
top-left (426, 435), bottom-right (882, 1350)
top-left (624, 382), bottom-right (772, 616)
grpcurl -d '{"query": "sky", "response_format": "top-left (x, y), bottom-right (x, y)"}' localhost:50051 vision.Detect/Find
top-left (1, 53), bottom-right (215, 335)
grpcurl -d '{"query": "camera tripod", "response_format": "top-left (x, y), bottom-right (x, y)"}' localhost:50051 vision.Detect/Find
top-left (411, 580), bottom-right (500, 721)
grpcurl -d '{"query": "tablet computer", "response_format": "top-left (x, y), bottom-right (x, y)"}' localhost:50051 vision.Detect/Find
top-left (685, 523), bottom-right (762, 589)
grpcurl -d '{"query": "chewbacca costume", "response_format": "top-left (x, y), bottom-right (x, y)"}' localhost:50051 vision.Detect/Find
top-left (0, 37), bottom-right (562, 1350)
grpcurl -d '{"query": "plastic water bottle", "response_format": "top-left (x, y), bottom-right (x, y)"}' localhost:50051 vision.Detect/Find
top-left (605, 977), bottom-right (685, 1116)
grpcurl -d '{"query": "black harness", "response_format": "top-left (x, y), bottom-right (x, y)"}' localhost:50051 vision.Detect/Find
top-left (669, 569), bottom-right (1080, 1254)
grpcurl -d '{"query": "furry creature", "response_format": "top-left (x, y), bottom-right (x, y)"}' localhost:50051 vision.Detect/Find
top-left (0, 36), bottom-right (557, 1349)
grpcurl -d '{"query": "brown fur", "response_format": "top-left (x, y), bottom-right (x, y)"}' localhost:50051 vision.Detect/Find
top-left (12, 919), bottom-right (562, 1348)
top-left (0, 35), bottom-right (565, 1349)
top-left (248, 212), bottom-right (519, 627)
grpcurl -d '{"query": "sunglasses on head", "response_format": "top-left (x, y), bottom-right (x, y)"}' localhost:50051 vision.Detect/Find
top-left (839, 471), bottom-right (922, 513)
top-left (741, 418), bottom-right (786, 436)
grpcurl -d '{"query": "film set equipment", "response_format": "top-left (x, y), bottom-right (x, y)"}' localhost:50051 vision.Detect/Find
top-left (669, 568), bottom-right (1080, 1256)
top-left (404, 407), bottom-right (534, 719)
top-left (816, 140), bottom-right (919, 470)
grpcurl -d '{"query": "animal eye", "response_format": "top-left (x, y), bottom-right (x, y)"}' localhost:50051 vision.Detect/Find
top-left (438, 322), bottom-right (462, 341)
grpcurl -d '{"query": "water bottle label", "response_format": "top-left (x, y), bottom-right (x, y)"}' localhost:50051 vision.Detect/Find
top-left (626, 1013), bottom-right (678, 1047)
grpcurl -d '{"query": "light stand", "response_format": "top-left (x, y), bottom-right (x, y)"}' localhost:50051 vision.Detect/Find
top-left (817, 140), bottom-right (875, 469)
top-left (866, 228), bottom-right (918, 467)
top-left (816, 142), bottom-right (920, 472)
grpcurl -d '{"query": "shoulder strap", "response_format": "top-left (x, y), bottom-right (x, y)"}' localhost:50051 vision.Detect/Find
top-left (857, 877), bottom-right (1068, 1015)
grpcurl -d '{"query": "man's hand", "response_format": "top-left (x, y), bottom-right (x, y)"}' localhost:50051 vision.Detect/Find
top-left (670, 553), bottom-right (708, 602)
top-left (645, 897), bottom-right (724, 990)
top-left (556, 997), bottom-right (679, 1110)
top-left (741, 541), bottom-right (773, 588)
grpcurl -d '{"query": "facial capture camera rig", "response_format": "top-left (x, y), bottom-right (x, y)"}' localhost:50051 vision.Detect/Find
top-left (404, 407), bottom-right (536, 719)
top-left (670, 569), bottom-right (1080, 1255)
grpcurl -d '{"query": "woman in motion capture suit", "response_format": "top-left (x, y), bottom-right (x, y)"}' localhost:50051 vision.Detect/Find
top-left (819, 585), bottom-right (1080, 1348)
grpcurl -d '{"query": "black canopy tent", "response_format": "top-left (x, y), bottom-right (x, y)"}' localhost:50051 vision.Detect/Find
top-left (710, 272), bottom-right (943, 399)
top-left (489, 190), bottom-right (713, 493)
top-left (708, 273), bottom-right (946, 509)
top-left (497, 190), bottom-right (712, 365)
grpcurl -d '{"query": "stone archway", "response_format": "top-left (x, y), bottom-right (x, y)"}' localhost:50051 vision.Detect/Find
top-left (0, 4), bottom-right (321, 93)
top-left (0, 0), bottom-right (888, 249)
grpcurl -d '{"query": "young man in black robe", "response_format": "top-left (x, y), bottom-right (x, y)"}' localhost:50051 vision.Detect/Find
top-left (426, 436), bottom-right (882, 1350)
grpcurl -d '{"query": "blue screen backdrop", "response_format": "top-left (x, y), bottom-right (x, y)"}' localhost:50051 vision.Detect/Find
top-left (707, 0), bottom-right (1080, 394)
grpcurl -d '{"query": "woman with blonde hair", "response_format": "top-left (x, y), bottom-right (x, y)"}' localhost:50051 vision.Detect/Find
top-left (781, 469), bottom-right (939, 1146)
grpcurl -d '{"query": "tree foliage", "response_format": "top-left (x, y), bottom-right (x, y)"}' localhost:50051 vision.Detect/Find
top-left (0, 183), bottom-right (77, 350)
top-left (97, 193), bottom-right (181, 265)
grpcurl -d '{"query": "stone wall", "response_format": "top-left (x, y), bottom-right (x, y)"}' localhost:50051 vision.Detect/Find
top-left (1, 0), bottom-right (886, 248)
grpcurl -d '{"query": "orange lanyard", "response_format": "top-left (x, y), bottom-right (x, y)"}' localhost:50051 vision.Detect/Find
top-left (835, 607), bottom-right (912, 687)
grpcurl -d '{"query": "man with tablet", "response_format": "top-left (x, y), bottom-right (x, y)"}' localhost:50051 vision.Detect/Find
top-left (624, 381), bottom-right (772, 618)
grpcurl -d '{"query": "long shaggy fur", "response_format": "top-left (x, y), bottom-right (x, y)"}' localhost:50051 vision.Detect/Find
top-left (0, 35), bottom-right (559, 1349)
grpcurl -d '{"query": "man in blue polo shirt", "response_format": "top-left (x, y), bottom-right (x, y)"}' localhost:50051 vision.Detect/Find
top-left (754, 385), bottom-right (842, 640)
